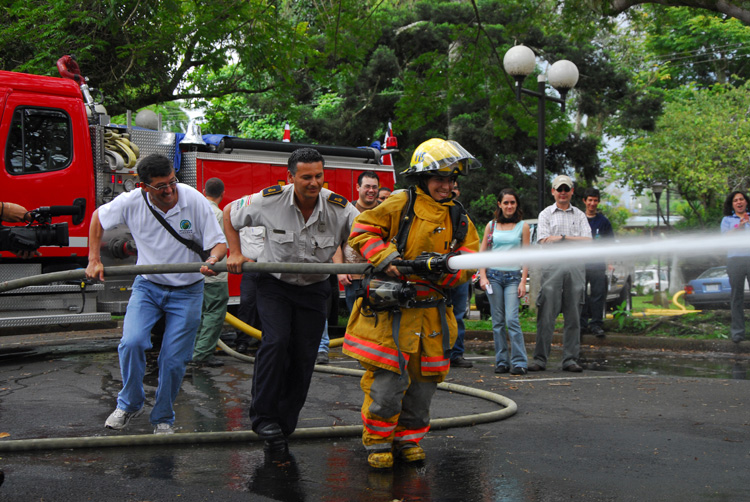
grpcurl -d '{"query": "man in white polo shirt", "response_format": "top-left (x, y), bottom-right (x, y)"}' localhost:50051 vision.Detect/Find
top-left (86, 153), bottom-right (226, 434)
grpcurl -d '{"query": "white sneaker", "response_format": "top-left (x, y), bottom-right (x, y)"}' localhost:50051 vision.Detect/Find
top-left (154, 423), bottom-right (175, 435)
top-left (105, 407), bottom-right (143, 430)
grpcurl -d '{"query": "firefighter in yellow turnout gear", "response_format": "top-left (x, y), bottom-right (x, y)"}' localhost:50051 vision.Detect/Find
top-left (343, 138), bottom-right (480, 469)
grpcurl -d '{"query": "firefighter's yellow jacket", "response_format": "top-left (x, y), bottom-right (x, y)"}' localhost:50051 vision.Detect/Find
top-left (343, 187), bottom-right (479, 377)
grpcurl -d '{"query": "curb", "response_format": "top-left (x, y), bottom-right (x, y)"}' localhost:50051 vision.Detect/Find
top-left (465, 330), bottom-right (750, 354)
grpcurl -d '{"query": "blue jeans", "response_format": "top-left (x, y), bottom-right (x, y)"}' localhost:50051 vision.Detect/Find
top-left (118, 276), bottom-right (204, 425)
top-left (318, 320), bottom-right (329, 354)
top-left (449, 281), bottom-right (470, 359)
top-left (344, 280), bottom-right (362, 314)
top-left (486, 270), bottom-right (527, 369)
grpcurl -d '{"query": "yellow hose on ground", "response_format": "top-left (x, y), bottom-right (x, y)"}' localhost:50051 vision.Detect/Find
top-left (643, 290), bottom-right (699, 316)
top-left (224, 312), bottom-right (344, 348)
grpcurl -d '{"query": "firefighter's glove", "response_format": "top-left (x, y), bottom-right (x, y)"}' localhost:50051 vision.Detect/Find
top-left (408, 252), bottom-right (459, 280)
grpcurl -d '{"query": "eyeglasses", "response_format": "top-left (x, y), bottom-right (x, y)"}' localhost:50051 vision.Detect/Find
top-left (144, 179), bottom-right (178, 192)
top-left (555, 185), bottom-right (571, 193)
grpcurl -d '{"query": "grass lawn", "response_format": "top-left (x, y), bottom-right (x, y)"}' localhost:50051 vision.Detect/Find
top-left (464, 295), bottom-right (731, 341)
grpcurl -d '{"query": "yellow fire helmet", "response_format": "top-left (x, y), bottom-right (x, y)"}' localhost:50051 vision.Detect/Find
top-left (402, 138), bottom-right (481, 177)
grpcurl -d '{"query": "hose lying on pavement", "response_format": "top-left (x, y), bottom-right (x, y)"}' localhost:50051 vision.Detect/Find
top-left (0, 376), bottom-right (516, 452)
top-left (0, 262), bottom-right (518, 452)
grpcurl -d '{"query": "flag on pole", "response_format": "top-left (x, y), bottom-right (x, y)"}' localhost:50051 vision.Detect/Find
top-left (282, 122), bottom-right (291, 142)
top-left (382, 121), bottom-right (396, 166)
top-left (382, 121), bottom-right (397, 185)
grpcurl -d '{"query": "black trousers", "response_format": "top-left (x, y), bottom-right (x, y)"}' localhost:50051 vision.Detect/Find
top-left (236, 272), bottom-right (262, 344)
top-left (249, 274), bottom-right (330, 436)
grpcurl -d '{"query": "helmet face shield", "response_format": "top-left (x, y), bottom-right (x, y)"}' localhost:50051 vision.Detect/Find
top-left (403, 138), bottom-right (480, 177)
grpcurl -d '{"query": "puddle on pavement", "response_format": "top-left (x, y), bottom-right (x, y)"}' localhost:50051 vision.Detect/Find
top-left (471, 342), bottom-right (750, 380)
top-left (578, 350), bottom-right (750, 380)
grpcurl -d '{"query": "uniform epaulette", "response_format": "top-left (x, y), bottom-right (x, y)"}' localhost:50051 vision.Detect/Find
top-left (262, 185), bottom-right (283, 197)
top-left (327, 192), bottom-right (348, 208)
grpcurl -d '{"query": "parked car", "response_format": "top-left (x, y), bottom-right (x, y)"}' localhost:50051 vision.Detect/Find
top-left (605, 262), bottom-right (633, 311)
top-left (634, 268), bottom-right (669, 294)
top-left (684, 266), bottom-right (750, 310)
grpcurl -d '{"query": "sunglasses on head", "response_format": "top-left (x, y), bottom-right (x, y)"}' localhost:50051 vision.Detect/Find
top-left (555, 185), bottom-right (571, 193)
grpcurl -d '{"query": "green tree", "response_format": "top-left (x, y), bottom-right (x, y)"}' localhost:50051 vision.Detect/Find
top-left (628, 6), bottom-right (750, 89)
top-left (0, 0), bottom-right (313, 115)
top-left (609, 82), bottom-right (750, 228)
top-left (582, 0), bottom-right (750, 25)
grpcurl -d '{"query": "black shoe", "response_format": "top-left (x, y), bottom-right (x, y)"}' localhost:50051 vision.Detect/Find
top-left (264, 437), bottom-right (289, 459)
top-left (527, 363), bottom-right (545, 372)
top-left (235, 341), bottom-right (250, 354)
top-left (510, 366), bottom-right (527, 375)
top-left (316, 352), bottom-right (329, 365)
top-left (264, 438), bottom-right (290, 462)
top-left (258, 423), bottom-right (288, 459)
top-left (563, 363), bottom-right (583, 373)
top-left (590, 326), bottom-right (605, 338)
top-left (494, 365), bottom-right (509, 374)
top-left (450, 356), bottom-right (473, 368)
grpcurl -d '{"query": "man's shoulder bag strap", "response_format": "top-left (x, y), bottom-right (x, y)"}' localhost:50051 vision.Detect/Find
top-left (140, 190), bottom-right (210, 260)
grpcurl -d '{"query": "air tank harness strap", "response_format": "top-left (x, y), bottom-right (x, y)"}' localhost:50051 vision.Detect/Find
top-left (391, 299), bottom-right (451, 381)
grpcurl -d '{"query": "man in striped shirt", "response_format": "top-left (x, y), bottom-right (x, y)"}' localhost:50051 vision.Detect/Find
top-left (529, 174), bottom-right (592, 373)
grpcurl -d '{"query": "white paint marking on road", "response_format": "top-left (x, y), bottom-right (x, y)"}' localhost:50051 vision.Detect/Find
top-left (514, 374), bottom-right (654, 383)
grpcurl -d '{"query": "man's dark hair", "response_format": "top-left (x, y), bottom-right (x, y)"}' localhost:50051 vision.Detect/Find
top-left (288, 148), bottom-right (325, 174)
top-left (204, 177), bottom-right (225, 198)
top-left (378, 187), bottom-right (392, 196)
top-left (493, 188), bottom-right (523, 224)
top-left (583, 188), bottom-right (601, 200)
top-left (357, 170), bottom-right (379, 186)
top-left (137, 153), bottom-right (174, 185)
top-left (723, 190), bottom-right (750, 216)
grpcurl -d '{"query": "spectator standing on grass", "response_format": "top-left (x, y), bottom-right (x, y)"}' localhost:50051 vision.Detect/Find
top-left (478, 188), bottom-right (530, 375)
top-left (529, 174), bottom-right (591, 373)
top-left (580, 188), bottom-right (614, 339)
top-left (720, 190), bottom-right (750, 345)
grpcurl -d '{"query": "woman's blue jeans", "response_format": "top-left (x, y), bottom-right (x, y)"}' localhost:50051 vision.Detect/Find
top-left (486, 270), bottom-right (528, 369)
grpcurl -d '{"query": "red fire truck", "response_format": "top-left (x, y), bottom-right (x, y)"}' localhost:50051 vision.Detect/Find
top-left (0, 59), bottom-right (396, 328)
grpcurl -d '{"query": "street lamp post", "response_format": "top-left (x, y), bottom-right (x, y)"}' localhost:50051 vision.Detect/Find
top-left (503, 45), bottom-right (579, 213)
top-left (652, 181), bottom-right (665, 298)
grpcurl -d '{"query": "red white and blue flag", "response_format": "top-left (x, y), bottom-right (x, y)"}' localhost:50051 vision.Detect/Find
top-left (382, 121), bottom-right (395, 166)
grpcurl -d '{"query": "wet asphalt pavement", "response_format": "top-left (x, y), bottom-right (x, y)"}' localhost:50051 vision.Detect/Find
top-left (0, 326), bottom-right (748, 502)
